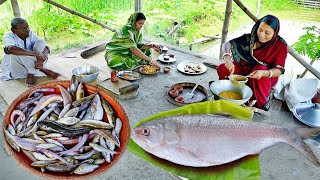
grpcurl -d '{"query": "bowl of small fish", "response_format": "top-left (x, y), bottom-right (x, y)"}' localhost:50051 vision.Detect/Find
top-left (72, 66), bottom-right (100, 83)
top-left (209, 80), bottom-right (253, 105)
top-left (2, 80), bottom-right (130, 179)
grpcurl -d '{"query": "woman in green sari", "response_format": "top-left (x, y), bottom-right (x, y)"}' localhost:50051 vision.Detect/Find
top-left (105, 12), bottom-right (160, 70)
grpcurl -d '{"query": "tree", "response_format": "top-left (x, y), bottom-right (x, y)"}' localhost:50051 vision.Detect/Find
top-left (293, 26), bottom-right (320, 78)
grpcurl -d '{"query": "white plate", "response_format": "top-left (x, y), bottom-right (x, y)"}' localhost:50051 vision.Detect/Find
top-left (158, 54), bottom-right (177, 63)
top-left (177, 61), bottom-right (207, 75)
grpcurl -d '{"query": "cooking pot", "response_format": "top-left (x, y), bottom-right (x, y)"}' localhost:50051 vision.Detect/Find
top-left (209, 80), bottom-right (253, 105)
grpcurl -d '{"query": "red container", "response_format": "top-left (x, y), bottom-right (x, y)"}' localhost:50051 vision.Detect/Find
top-left (111, 70), bottom-right (118, 82)
top-left (2, 80), bottom-right (130, 180)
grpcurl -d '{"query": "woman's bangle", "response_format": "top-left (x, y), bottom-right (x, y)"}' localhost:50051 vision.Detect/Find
top-left (222, 53), bottom-right (232, 61)
top-left (268, 69), bottom-right (273, 78)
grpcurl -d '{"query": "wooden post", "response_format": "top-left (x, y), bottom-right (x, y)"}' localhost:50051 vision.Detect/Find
top-left (43, 0), bottom-right (115, 32)
top-left (10, 0), bottom-right (21, 18)
top-left (219, 0), bottom-right (233, 60)
top-left (0, 0), bottom-right (7, 6)
top-left (233, 0), bottom-right (320, 80)
top-left (135, 0), bottom-right (142, 12)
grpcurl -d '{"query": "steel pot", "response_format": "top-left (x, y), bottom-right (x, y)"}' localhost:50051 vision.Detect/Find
top-left (209, 80), bottom-right (253, 105)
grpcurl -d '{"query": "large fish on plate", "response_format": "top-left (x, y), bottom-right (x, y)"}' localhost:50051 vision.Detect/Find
top-left (131, 114), bottom-right (320, 167)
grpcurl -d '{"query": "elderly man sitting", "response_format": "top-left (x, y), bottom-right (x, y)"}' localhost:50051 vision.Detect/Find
top-left (1, 17), bottom-right (60, 86)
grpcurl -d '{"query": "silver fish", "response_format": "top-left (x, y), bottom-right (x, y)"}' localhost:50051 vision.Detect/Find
top-left (63, 107), bottom-right (79, 118)
top-left (131, 114), bottom-right (320, 167)
top-left (57, 85), bottom-right (72, 107)
top-left (83, 94), bottom-right (103, 121)
top-left (73, 163), bottom-right (99, 175)
top-left (56, 117), bottom-right (80, 126)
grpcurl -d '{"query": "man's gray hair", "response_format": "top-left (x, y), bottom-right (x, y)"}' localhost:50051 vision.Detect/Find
top-left (11, 18), bottom-right (27, 28)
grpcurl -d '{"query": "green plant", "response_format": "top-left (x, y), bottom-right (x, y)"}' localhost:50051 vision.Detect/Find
top-left (293, 26), bottom-right (320, 77)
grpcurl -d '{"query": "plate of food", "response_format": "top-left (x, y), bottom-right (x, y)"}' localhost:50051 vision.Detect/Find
top-left (177, 61), bottom-right (207, 75)
top-left (166, 82), bottom-right (208, 106)
top-left (139, 65), bottom-right (160, 75)
top-left (117, 70), bottom-right (141, 81)
top-left (158, 54), bottom-right (177, 63)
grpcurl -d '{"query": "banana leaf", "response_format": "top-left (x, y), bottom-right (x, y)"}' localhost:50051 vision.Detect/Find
top-left (128, 100), bottom-right (261, 180)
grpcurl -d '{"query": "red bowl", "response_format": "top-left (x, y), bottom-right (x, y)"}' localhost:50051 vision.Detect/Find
top-left (2, 80), bottom-right (130, 180)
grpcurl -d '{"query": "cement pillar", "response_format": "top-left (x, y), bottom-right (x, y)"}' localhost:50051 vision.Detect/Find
top-left (135, 0), bottom-right (142, 12)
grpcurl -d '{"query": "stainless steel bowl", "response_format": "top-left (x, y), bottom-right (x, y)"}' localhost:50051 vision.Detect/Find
top-left (72, 66), bottom-right (100, 83)
top-left (209, 80), bottom-right (253, 105)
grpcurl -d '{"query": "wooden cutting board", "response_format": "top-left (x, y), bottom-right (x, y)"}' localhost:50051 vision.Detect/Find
top-left (99, 78), bottom-right (136, 95)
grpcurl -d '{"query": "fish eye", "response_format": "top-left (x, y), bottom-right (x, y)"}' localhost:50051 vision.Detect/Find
top-left (142, 128), bottom-right (150, 136)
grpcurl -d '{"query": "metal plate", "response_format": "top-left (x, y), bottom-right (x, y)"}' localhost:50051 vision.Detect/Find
top-left (158, 54), bottom-right (177, 63)
top-left (167, 82), bottom-right (208, 106)
top-left (139, 65), bottom-right (160, 75)
top-left (177, 61), bottom-right (207, 75)
top-left (117, 71), bottom-right (141, 81)
top-left (293, 103), bottom-right (320, 127)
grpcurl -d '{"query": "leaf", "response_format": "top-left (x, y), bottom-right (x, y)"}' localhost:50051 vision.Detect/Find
top-left (128, 100), bottom-right (260, 180)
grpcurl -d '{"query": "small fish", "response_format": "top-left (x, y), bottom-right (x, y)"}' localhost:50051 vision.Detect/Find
top-left (76, 82), bottom-right (84, 101)
top-left (73, 163), bottom-right (99, 175)
top-left (69, 75), bottom-right (79, 101)
top-left (63, 107), bottom-right (80, 118)
top-left (59, 104), bottom-right (71, 119)
top-left (132, 114), bottom-right (320, 167)
top-left (76, 119), bottom-right (113, 129)
top-left (83, 94), bottom-right (103, 121)
top-left (89, 143), bottom-right (118, 154)
top-left (30, 95), bottom-right (63, 116)
top-left (57, 85), bottom-right (72, 107)
top-left (56, 117), bottom-right (80, 126)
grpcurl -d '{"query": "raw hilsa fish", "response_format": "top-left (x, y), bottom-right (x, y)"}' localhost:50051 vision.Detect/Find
top-left (131, 114), bottom-right (320, 167)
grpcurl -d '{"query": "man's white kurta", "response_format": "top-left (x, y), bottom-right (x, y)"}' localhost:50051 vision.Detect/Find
top-left (1, 30), bottom-right (47, 81)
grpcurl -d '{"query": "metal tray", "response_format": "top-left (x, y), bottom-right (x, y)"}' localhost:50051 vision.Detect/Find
top-left (166, 82), bottom-right (208, 106)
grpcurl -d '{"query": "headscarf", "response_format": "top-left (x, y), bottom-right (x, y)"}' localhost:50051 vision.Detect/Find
top-left (230, 15), bottom-right (286, 66)
top-left (123, 12), bottom-right (143, 44)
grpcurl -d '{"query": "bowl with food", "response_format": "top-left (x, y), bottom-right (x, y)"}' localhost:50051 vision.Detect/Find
top-left (163, 67), bottom-right (171, 73)
top-left (2, 80), bottom-right (130, 179)
top-left (72, 66), bottom-right (100, 83)
top-left (209, 80), bottom-right (253, 105)
top-left (229, 74), bottom-right (248, 86)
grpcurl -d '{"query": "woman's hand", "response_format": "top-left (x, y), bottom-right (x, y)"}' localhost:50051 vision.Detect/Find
top-left (150, 44), bottom-right (161, 53)
top-left (150, 60), bottom-right (160, 67)
top-left (223, 54), bottom-right (234, 75)
top-left (248, 70), bottom-right (266, 80)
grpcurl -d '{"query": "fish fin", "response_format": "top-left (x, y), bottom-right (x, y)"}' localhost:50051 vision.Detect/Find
top-left (176, 148), bottom-right (208, 166)
top-left (292, 127), bottom-right (320, 166)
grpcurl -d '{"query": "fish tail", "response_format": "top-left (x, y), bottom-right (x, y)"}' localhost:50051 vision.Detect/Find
top-left (290, 127), bottom-right (320, 166)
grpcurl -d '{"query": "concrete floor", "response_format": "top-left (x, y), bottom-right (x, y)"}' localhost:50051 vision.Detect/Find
top-left (0, 45), bottom-right (319, 180)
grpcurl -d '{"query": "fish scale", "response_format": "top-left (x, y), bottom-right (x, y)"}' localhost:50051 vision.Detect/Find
top-left (132, 114), bottom-right (320, 167)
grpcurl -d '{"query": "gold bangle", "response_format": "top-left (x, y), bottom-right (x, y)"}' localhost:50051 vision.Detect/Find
top-left (268, 69), bottom-right (273, 78)
top-left (223, 53), bottom-right (233, 61)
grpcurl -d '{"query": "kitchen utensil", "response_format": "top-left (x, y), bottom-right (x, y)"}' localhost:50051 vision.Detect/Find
top-left (185, 79), bottom-right (202, 99)
top-left (209, 80), bottom-right (253, 105)
top-left (72, 65), bottom-right (99, 83)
